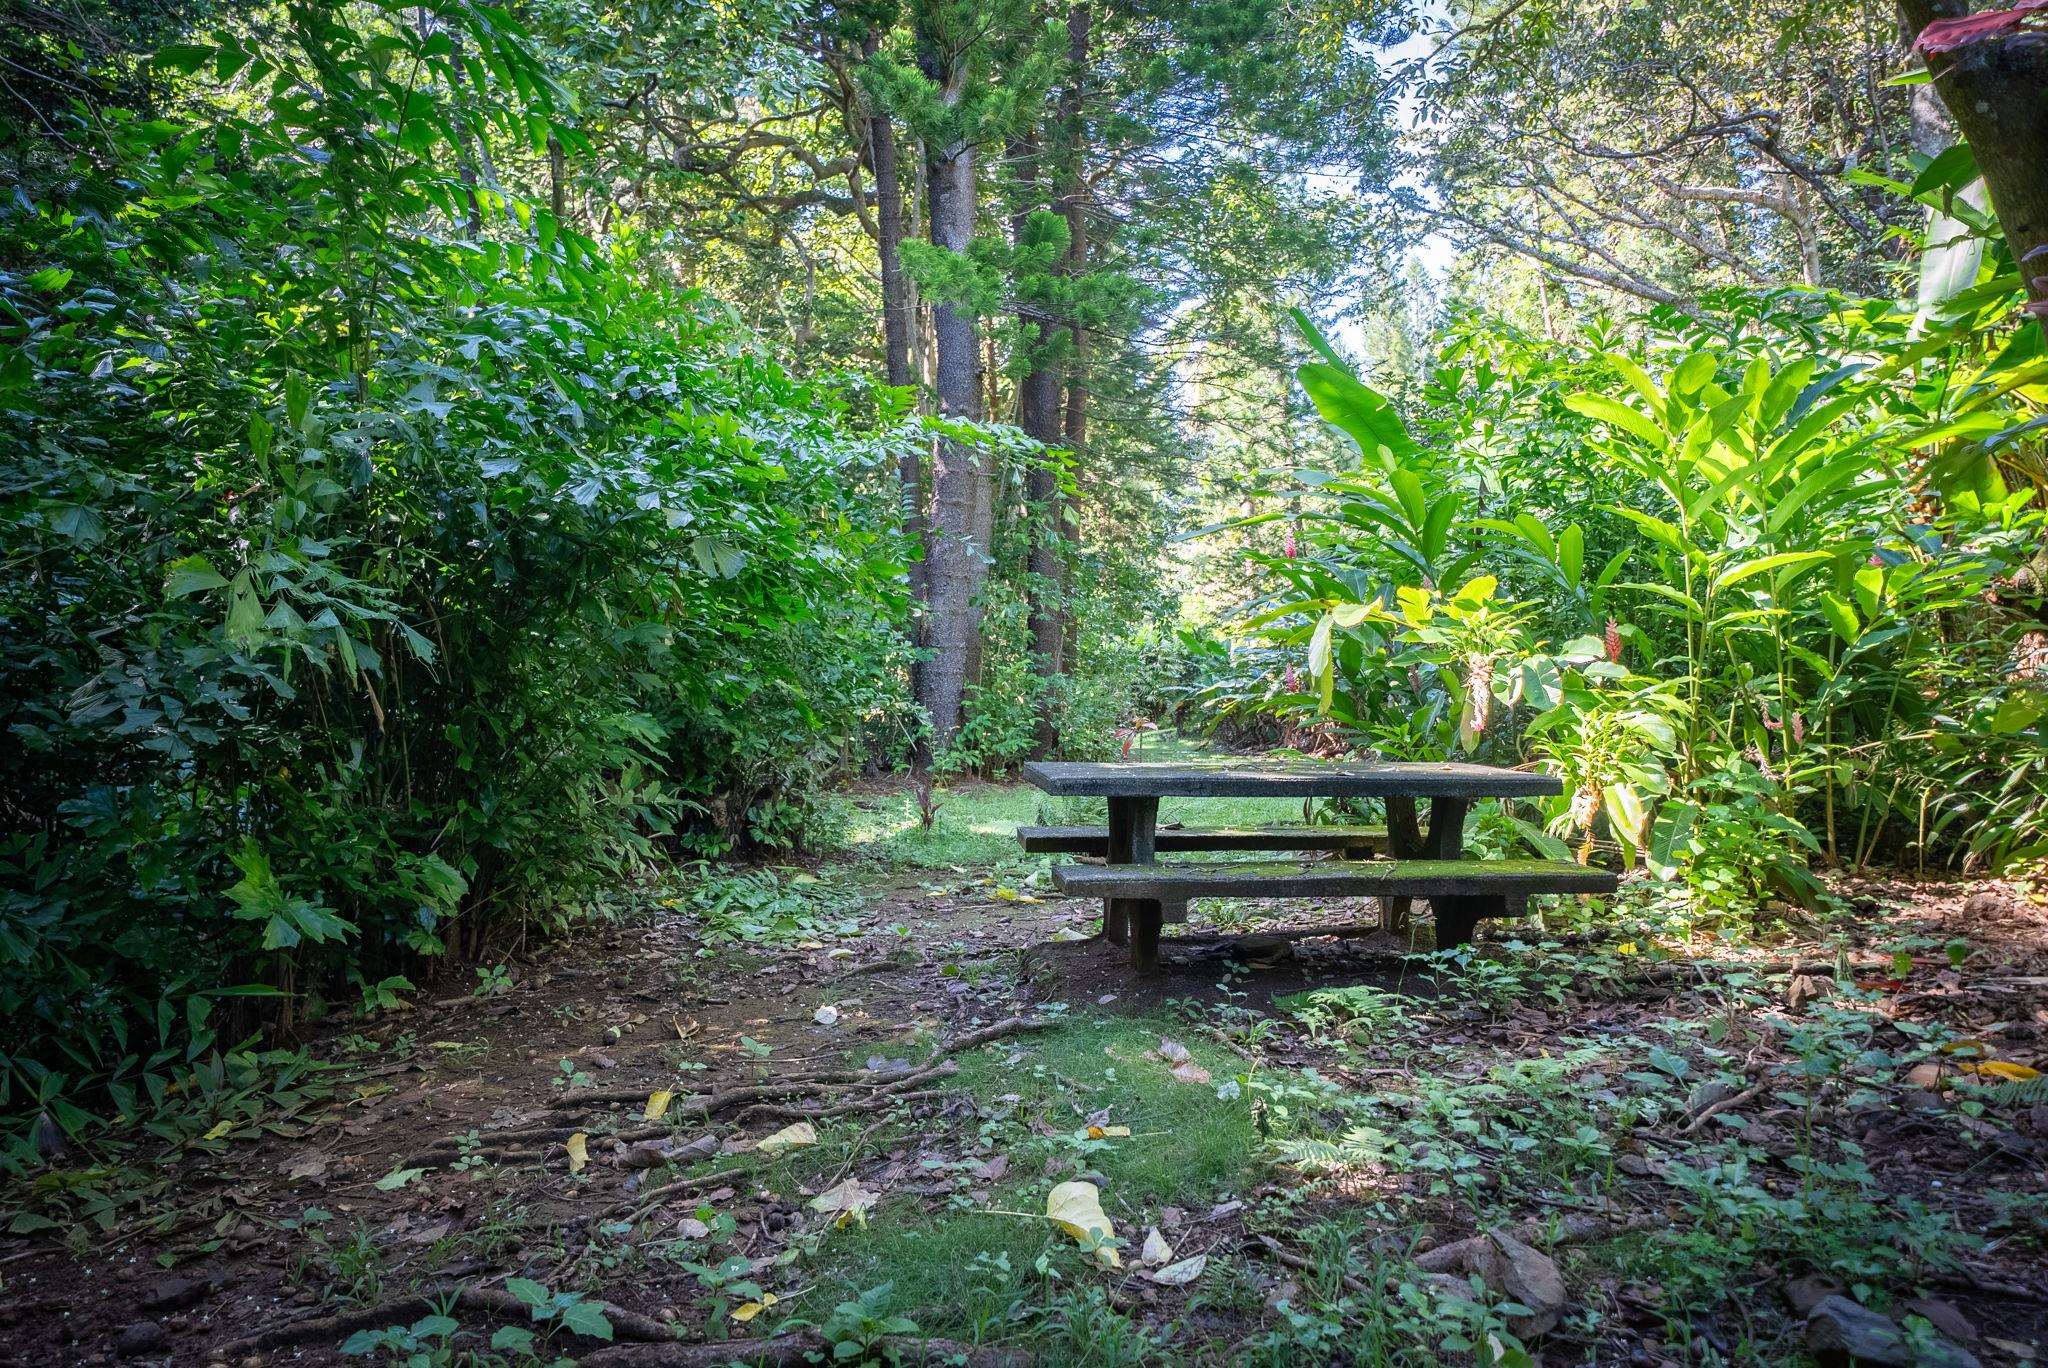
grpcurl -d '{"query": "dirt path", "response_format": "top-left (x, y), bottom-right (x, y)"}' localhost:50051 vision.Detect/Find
top-left (3, 800), bottom-right (2046, 1366)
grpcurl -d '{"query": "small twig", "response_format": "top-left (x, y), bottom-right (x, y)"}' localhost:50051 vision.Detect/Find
top-left (1681, 1079), bottom-right (1769, 1135)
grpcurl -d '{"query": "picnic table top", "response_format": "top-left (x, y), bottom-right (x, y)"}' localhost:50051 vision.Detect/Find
top-left (1020, 758), bottom-right (1561, 801)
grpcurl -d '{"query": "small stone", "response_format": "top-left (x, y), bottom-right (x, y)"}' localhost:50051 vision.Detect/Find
top-left (140, 1274), bottom-right (216, 1314)
top-left (1806, 1294), bottom-right (1981, 1368)
top-left (115, 1322), bottom-right (167, 1357)
top-left (1961, 890), bottom-right (2005, 918)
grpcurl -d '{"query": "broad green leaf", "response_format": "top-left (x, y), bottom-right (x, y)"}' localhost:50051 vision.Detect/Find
top-left (1563, 393), bottom-right (1664, 447)
top-left (1711, 551), bottom-right (1832, 592)
top-left (166, 556), bottom-right (229, 598)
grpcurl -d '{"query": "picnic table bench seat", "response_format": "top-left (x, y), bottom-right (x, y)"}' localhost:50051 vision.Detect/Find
top-left (1052, 858), bottom-right (1618, 968)
top-left (1017, 824), bottom-right (1386, 856)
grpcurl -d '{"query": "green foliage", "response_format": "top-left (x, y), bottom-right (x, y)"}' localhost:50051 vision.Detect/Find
top-left (0, 4), bottom-right (907, 1137)
top-left (1198, 267), bottom-right (2048, 913)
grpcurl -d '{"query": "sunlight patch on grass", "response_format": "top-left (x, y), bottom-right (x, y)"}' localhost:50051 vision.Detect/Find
top-left (792, 1014), bottom-right (1257, 1337)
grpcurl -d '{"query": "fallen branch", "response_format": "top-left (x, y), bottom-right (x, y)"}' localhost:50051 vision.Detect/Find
top-left (219, 1285), bottom-right (676, 1356)
top-left (732, 1086), bottom-right (950, 1127)
top-left (922, 1015), bottom-right (1050, 1064)
top-left (581, 1332), bottom-right (1030, 1367)
top-left (552, 1072), bottom-right (882, 1113)
top-left (624, 1165), bottom-right (756, 1219)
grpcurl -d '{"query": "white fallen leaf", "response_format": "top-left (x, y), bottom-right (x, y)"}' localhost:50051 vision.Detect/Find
top-left (808, 1177), bottom-right (880, 1227)
top-left (1156, 1038), bottom-right (1192, 1064)
top-left (814, 1004), bottom-right (840, 1027)
top-left (564, 1133), bottom-right (588, 1175)
top-left (1169, 1060), bottom-right (1212, 1085)
top-left (1140, 1227), bottom-right (1174, 1266)
top-left (1147, 1253), bottom-right (1207, 1286)
top-left (644, 1089), bottom-right (675, 1122)
top-left (755, 1122), bottom-right (817, 1155)
top-left (1050, 928), bottom-right (1089, 942)
top-left (1046, 1180), bottom-right (1121, 1268)
top-left (676, 1216), bottom-right (711, 1239)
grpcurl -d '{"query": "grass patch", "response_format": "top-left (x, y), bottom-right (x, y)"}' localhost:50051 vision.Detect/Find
top-left (792, 1014), bottom-right (1257, 1338)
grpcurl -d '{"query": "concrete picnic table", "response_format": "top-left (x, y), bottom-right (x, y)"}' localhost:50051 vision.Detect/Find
top-left (1021, 758), bottom-right (1564, 949)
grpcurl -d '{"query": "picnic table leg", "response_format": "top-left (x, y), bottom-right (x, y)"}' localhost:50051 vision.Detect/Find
top-left (1130, 901), bottom-right (1165, 972)
top-left (1104, 796), bottom-right (1158, 950)
top-left (1424, 797), bottom-right (1478, 947)
top-left (1379, 798), bottom-right (1422, 933)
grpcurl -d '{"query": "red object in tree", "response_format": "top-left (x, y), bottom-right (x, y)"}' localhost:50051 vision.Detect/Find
top-left (1914, 0), bottom-right (2048, 53)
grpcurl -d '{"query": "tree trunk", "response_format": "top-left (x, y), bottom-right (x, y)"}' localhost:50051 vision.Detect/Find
top-left (920, 118), bottom-right (987, 753)
top-left (1054, 3), bottom-right (1092, 681)
top-left (863, 33), bottom-right (929, 747)
top-left (868, 56), bottom-right (916, 391)
top-left (1897, 2), bottom-right (2048, 316)
top-left (1013, 130), bottom-right (1068, 756)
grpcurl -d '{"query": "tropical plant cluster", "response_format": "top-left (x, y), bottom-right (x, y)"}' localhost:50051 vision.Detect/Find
top-left (1190, 254), bottom-right (2047, 923)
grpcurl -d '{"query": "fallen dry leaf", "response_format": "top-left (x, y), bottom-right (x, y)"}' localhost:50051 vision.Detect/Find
top-left (755, 1121), bottom-right (818, 1155)
top-left (644, 1089), bottom-right (675, 1122)
top-left (565, 1133), bottom-right (588, 1174)
top-left (808, 1177), bottom-right (880, 1227)
top-left (1046, 1180), bottom-right (1121, 1268)
top-left (731, 1292), bottom-right (779, 1322)
top-left (1140, 1227), bottom-right (1174, 1266)
top-left (1146, 1253), bottom-right (1207, 1286)
top-left (1085, 1124), bottom-right (1131, 1140)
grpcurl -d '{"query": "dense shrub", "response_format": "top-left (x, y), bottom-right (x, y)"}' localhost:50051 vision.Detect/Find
top-left (0, 6), bottom-right (905, 1137)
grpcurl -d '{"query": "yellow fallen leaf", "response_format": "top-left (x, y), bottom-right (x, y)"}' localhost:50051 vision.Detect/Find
top-left (1046, 1180), bottom-right (1121, 1268)
top-left (731, 1292), bottom-right (779, 1322)
top-left (756, 1122), bottom-right (817, 1155)
top-left (565, 1133), bottom-right (588, 1174)
top-left (202, 1120), bottom-right (234, 1141)
top-left (645, 1090), bottom-right (674, 1122)
top-left (1085, 1125), bottom-right (1131, 1140)
top-left (1970, 1060), bottom-right (2042, 1082)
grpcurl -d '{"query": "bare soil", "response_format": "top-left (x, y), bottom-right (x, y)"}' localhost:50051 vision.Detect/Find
top-left (1, 863), bottom-right (2043, 1366)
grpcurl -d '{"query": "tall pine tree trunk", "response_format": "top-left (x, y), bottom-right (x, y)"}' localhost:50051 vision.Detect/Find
top-left (1013, 130), bottom-right (1068, 756)
top-left (1055, 3), bottom-right (1092, 679)
top-left (919, 115), bottom-right (988, 753)
top-left (862, 33), bottom-right (929, 748)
